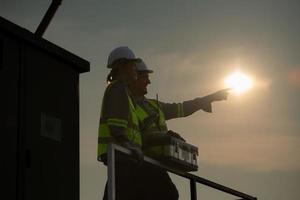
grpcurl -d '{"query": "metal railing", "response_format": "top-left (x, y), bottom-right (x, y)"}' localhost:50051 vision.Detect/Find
top-left (107, 143), bottom-right (258, 200)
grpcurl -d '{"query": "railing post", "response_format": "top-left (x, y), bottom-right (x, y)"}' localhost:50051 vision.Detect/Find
top-left (107, 143), bottom-right (116, 200)
top-left (190, 179), bottom-right (197, 200)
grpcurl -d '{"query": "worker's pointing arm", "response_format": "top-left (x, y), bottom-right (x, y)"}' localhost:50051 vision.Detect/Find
top-left (159, 89), bottom-right (229, 120)
top-left (183, 88), bottom-right (229, 114)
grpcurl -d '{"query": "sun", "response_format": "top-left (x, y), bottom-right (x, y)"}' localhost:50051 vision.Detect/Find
top-left (224, 71), bottom-right (253, 94)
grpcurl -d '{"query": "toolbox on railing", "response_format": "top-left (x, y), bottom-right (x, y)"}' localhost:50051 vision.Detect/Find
top-left (142, 133), bottom-right (198, 172)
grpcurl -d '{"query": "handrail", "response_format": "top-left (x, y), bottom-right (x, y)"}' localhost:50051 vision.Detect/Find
top-left (107, 143), bottom-right (257, 200)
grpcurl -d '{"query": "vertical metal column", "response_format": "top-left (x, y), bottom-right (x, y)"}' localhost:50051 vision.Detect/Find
top-left (107, 143), bottom-right (116, 200)
top-left (190, 179), bottom-right (197, 200)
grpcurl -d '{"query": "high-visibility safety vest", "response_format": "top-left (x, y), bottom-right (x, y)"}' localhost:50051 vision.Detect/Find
top-left (97, 82), bottom-right (141, 161)
top-left (136, 99), bottom-right (185, 156)
top-left (135, 99), bottom-right (168, 132)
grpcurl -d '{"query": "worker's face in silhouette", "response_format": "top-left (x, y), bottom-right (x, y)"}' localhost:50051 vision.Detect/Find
top-left (134, 71), bottom-right (151, 96)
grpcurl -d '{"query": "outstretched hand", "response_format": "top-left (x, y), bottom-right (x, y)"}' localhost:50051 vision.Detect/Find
top-left (201, 88), bottom-right (230, 113)
top-left (209, 88), bottom-right (230, 101)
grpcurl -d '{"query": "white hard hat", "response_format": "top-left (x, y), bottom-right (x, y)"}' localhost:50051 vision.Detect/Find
top-left (136, 60), bottom-right (153, 73)
top-left (107, 46), bottom-right (140, 68)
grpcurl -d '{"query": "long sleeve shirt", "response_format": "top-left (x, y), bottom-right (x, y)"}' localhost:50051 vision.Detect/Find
top-left (136, 96), bottom-right (213, 122)
top-left (100, 80), bottom-right (131, 142)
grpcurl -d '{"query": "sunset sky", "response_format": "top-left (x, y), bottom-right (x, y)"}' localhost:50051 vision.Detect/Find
top-left (1, 0), bottom-right (299, 199)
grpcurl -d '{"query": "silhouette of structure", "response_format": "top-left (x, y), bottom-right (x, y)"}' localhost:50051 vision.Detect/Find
top-left (0, 16), bottom-right (89, 200)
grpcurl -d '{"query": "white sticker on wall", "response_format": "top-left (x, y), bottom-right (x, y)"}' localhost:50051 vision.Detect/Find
top-left (41, 112), bottom-right (62, 142)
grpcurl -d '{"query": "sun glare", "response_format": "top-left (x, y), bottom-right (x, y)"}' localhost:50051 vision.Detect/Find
top-left (225, 71), bottom-right (253, 94)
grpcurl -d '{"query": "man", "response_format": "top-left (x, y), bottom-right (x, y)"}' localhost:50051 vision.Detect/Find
top-left (131, 60), bottom-right (229, 200)
top-left (98, 46), bottom-right (144, 200)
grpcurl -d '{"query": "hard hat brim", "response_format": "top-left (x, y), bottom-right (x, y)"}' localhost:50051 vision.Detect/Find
top-left (107, 58), bottom-right (142, 69)
top-left (144, 69), bottom-right (154, 73)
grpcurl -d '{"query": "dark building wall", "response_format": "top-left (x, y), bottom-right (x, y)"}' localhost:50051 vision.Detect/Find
top-left (0, 17), bottom-right (89, 200)
top-left (23, 45), bottom-right (80, 200)
top-left (0, 29), bottom-right (20, 200)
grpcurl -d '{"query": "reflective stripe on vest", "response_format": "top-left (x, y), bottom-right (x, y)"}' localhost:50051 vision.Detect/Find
top-left (97, 85), bottom-right (141, 161)
top-left (177, 103), bottom-right (184, 118)
top-left (135, 99), bottom-right (167, 132)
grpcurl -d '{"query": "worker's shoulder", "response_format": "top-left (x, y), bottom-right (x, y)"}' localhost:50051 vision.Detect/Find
top-left (147, 99), bottom-right (181, 110)
top-left (147, 98), bottom-right (165, 104)
top-left (146, 98), bottom-right (167, 107)
top-left (105, 81), bottom-right (128, 99)
top-left (106, 80), bottom-right (127, 93)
